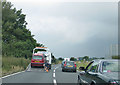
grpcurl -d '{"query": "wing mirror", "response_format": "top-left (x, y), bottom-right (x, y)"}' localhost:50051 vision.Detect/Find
top-left (79, 67), bottom-right (85, 71)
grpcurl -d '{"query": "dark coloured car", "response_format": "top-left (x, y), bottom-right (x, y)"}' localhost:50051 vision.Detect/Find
top-left (62, 61), bottom-right (76, 72)
top-left (77, 59), bottom-right (120, 85)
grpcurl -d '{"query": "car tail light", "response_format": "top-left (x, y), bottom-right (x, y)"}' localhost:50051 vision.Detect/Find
top-left (64, 62), bottom-right (66, 66)
top-left (75, 64), bottom-right (76, 67)
top-left (74, 62), bottom-right (76, 67)
top-left (31, 59), bottom-right (35, 62)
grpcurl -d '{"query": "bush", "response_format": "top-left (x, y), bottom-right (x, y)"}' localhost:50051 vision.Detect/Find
top-left (2, 56), bottom-right (30, 76)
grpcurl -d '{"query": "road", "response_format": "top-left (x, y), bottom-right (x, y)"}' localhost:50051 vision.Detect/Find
top-left (2, 64), bottom-right (79, 85)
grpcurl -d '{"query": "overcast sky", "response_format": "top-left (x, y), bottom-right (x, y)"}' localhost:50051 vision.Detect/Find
top-left (8, 0), bottom-right (118, 58)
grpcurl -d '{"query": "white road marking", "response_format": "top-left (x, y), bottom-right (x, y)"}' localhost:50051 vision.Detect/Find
top-left (1, 63), bottom-right (31, 79)
top-left (54, 70), bottom-right (55, 73)
top-left (53, 73), bottom-right (55, 77)
top-left (53, 79), bottom-right (57, 85)
top-left (26, 63), bottom-right (31, 71)
top-left (1, 71), bottom-right (25, 79)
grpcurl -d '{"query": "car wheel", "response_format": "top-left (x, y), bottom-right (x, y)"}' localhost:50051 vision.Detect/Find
top-left (91, 82), bottom-right (95, 85)
top-left (31, 65), bottom-right (33, 68)
top-left (74, 70), bottom-right (76, 72)
top-left (77, 79), bottom-right (82, 85)
top-left (62, 69), bottom-right (64, 72)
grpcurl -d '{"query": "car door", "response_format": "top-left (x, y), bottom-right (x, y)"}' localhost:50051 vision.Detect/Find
top-left (79, 61), bottom-right (94, 84)
top-left (87, 62), bottom-right (108, 84)
top-left (86, 63), bottom-right (99, 84)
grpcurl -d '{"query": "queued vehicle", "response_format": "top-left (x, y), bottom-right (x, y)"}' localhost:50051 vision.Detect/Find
top-left (31, 53), bottom-right (46, 68)
top-left (62, 61), bottom-right (76, 72)
top-left (32, 47), bottom-right (52, 69)
top-left (77, 59), bottom-right (120, 85)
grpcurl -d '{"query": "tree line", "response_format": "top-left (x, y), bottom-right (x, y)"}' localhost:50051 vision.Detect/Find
top-left (2, 1), bottom-right (44, 58)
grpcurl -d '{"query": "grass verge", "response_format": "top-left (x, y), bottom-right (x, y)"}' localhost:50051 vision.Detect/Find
top-left (76, 61), bottom-right (90, 71)
top-left (2, 57), bottom-right (30, 77)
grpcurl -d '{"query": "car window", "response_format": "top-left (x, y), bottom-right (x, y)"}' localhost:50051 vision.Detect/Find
top-left (89, 64), bottom-right (98, 72)
top-left (86, 61), bottom-right (94, 71)
top-left (102, 61), bottom-right (120, 72)
top-left (33, 56), bottom-right (43, 60)
top-left (66, 62), bottom-right (74, 65)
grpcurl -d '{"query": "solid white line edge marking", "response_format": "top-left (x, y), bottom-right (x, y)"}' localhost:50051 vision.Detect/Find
top-left (1, 71), bottom-right (25, 79)
top-left (1, 63), bottom-right (31, 79)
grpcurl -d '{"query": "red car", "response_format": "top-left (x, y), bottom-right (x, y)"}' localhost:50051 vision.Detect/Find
top-left (31, 53), bottom-right (45, 68)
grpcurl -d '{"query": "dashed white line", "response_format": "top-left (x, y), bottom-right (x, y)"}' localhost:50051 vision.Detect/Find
top-left (53, 79), bottom-right (57, 85)
top-left (54, 70), bottom-right (55, 73)
top-left (53, 73), bottom-right (55, 78)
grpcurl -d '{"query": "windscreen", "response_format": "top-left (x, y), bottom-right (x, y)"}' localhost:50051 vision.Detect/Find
top-left (32, 56), bottom-right (43, 60)
top-left (34, 49), bottom-right (47, 53)
top-left (102, 61), bottom-right (120, 72)
top-left (66, 62), bottom-right (74, 66)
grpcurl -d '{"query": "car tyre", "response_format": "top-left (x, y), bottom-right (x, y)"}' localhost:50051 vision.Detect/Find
top-left (62, 69), bottom-right (64, 72)
top-left (77, 79), bottom-right (82, 85)
top-left (31, 65), bottom-right (33, 68)
top-left (74, 70), bottom-right (76, 72)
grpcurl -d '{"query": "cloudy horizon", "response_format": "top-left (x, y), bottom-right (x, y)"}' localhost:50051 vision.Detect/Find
top-left (8, 0), bottom-right (118, 58)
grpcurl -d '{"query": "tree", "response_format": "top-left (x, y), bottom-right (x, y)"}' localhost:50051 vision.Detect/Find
top-left (58, 57), bottom-right (64, 61)
top-left (70, 57), bottom-right (77, 61)
top-left (51, 53), bottom-right (56, 63)
top-left (82, 56), bottom-right (89, 61)
top-left (2, 1), bottom-right (43, 58)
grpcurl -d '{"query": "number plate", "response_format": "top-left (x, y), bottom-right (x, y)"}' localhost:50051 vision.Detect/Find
top-left (35, 61), bottom-right (39, 62)
top-left (68, 65), bottom-right (73, 67)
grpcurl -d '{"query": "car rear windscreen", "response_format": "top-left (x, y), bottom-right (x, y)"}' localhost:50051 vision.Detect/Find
top-left (66, 62), bottom-right (74, 66)
top-left (33, 56), bottom-right (43, 60)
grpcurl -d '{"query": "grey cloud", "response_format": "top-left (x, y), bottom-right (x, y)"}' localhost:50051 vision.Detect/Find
top-left (8, 1), bottom-right (118, 58)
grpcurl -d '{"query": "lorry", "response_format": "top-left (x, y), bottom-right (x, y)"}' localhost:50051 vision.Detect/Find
top-left (64, 58), bottom-right (70, 61)
top-left (32, 47), bottom-right (52, 69)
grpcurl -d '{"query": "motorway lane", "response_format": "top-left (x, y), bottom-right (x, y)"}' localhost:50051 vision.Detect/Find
top-left (2, 64), bottom-right (79, 84)
top-left (2, 65), bottom-right (55, 83)
top-left (55, 64), bottom-right (78, 84)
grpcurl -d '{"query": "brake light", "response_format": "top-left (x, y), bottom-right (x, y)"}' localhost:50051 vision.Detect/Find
top-left (74, 62), bottom-right (76, 67)
top-left (75, 64), bottom-right (76, 67)
top-left (31, 59), bottom-right (35, 62)
top-left (64, 62), bottom-right (66, 66)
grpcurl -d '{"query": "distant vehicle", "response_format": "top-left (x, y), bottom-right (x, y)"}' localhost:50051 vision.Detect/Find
top-left (32, 47), bottom-right (52, 69)
top-left (77, 59), bottom-right (120, 85)
top-left (64, 58), bottom-right (70, 61)
top-left (31, 53), bottom-right (46, 68)
top-left (62, 61), bottom-right (76, 72)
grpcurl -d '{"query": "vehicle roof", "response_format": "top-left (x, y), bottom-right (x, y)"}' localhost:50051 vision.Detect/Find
top-left (33, 53), bottom-right (44, 56)
top-left (92, 59), bottom-right (120, 63)
top-left (65, 61), bottom-right (74, 62)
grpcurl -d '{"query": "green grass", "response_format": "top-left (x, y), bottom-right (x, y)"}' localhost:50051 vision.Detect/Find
top-left (2, 57), bottom-right (30, 77)
top-left (76, 61), bottom-right (90, 70)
